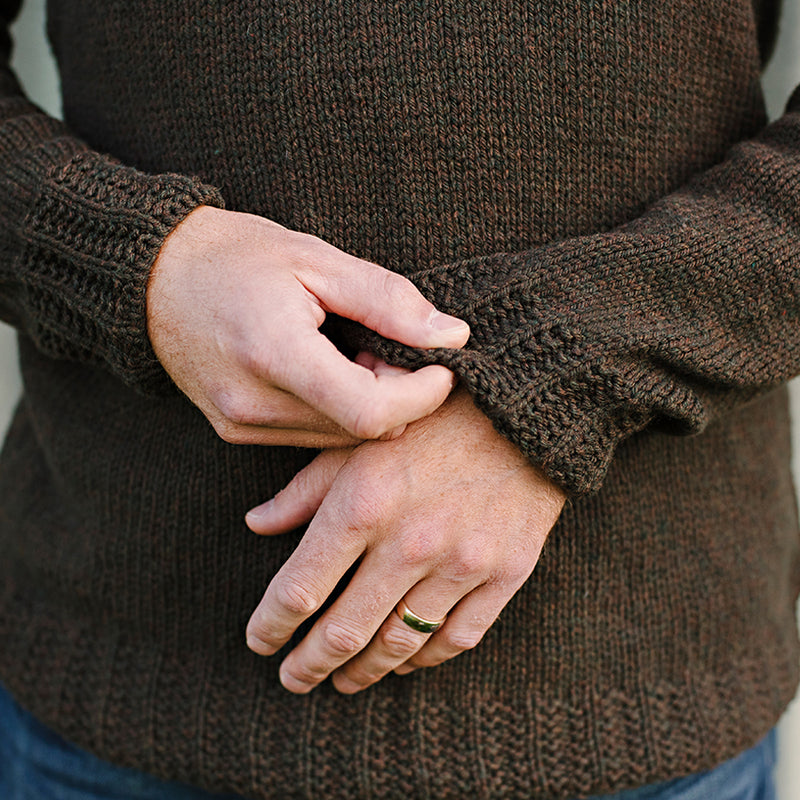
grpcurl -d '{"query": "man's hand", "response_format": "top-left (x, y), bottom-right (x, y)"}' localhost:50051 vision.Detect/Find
top-left (147, 206), bottom-right (470, 448)
top-left (244, 389), bottom-right (567, 693)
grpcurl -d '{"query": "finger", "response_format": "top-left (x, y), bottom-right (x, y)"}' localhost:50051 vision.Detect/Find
top-left (394, 581), bottom-right (514, 674)
top-left (275, 548), bottom-right (424, 694)
top-left (212, 422), bottom-right (359, 449)
top-left (331, 578), bottom-right (463, 694)
top-left (247, 429), bottom-right (356, 448)
top-left (355, 354), bottom-right (411, 439)
top-left (208, 383), bottom-right (363, 440)
top-left (302, 257), bottom-right (470, 349)
top-left (245, 488), bottom-right (373, 658)
top-left (246, 448), bottom-right (351, 535)
top-left (277, 331), bottom-right (457, 439)
top-left (213, 355), bottom-right (412, 444)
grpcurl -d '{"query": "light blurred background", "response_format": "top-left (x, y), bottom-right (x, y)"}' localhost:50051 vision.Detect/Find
top-left (3, 0), bottom-right (800, 793)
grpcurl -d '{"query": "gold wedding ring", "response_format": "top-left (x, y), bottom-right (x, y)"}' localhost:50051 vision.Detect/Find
top-left (396, 601), bottom-right (447, 634)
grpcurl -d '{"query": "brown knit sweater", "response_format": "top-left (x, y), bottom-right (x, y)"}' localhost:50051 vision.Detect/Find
top-left (1, 1), bottom-right (799, 798)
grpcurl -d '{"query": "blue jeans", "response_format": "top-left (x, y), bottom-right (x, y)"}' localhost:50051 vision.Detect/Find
top-left (587, 729), bottom-right (776, 800)
top-left (0, 682), bottom-right (777, 799)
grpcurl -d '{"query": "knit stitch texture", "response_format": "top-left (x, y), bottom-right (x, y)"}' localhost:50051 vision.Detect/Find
top-left (1, 1), bottom-right (800, 798)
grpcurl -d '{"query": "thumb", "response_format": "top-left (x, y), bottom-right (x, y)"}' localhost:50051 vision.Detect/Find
top-left (245, 448), bottom-right (352, 535)
top-left (303, 255), bottom-right (470, 349)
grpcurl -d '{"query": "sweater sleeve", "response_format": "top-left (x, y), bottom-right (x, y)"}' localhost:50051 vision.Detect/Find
top-left (0, 0), bottom-right (224, 393)
top-left (345, 89), bottom-right (800, 497)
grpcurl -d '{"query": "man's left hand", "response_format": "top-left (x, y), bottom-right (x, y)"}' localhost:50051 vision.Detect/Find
top-left (244, 389), bottom-right (566, 694)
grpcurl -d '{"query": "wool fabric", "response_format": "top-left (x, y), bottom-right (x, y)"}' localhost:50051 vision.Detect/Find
top-left (1, 1), bottom-right (800, 798)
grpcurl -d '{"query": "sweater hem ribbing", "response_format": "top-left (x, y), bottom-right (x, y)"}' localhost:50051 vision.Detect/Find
top-left (0, 591), bottom-right (796, 800)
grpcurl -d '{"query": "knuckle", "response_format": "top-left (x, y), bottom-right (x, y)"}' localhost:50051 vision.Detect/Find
top-left (406, 653), bottom-right (439, 669)
top-left (214, 392), bottom-right (258, 427)
top-left (211, 417), bottom-right (248, 445)
top-left (290, 232), bottom-right (331, 272)
top-left (441, 627), bottom-right (484, 652)
top-left (211, 388), bottom-right (288, 432)
top-left (448, 543), bottom-right (490, 580)
top-left (347, 399), bottom-right (390, 440)
top-left (354, 268), bottom-right (405, 332)
top-left (337, 488), bottom-right (390, 533)
top-left (289, 463), bottom-right (318, 499)
top-left (321, 621), bottom-right (368, 657)
top-left (286, 661), bottom-right (330, 686)
top-left (375, 269), bottom-right (415, 309)
top-left (273, 577), bottom-right (321, 617)
top-left (379, 625), bottom-right (423, 656)
top-left (341, 664), bottom-right (381, 685)
top-left (490, 558), bottom-right (534, 587)
top-left (395, 529), bottom-right (443, 569)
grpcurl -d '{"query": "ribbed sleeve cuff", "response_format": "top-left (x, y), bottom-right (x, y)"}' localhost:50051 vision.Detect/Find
top-left (19, 151), bottom-right (225, 393)
top-left (333, 248), bottom-right (641, 497)
top-left (334, 239), bottom-right (717, 497)
top-left (418, 256), bottom-right (668, 496)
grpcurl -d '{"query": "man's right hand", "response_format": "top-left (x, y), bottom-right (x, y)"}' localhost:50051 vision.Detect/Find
top-left (146, 206), bottom-right (470, 448)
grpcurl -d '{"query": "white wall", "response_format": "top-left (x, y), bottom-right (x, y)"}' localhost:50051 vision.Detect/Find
top-left (3, 0), bottom-right (800, 794)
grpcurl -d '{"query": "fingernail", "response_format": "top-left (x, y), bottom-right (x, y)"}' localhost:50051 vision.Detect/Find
top-left (429, 310), bottom-right (469, 335)
top-left (394, 664), bottom-right (417, 675)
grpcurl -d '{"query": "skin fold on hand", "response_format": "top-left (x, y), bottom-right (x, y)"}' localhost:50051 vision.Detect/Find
top-left (146, 205), bottom-right (470, 448)
top-left (245, 388), bottom-right (567, 694)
